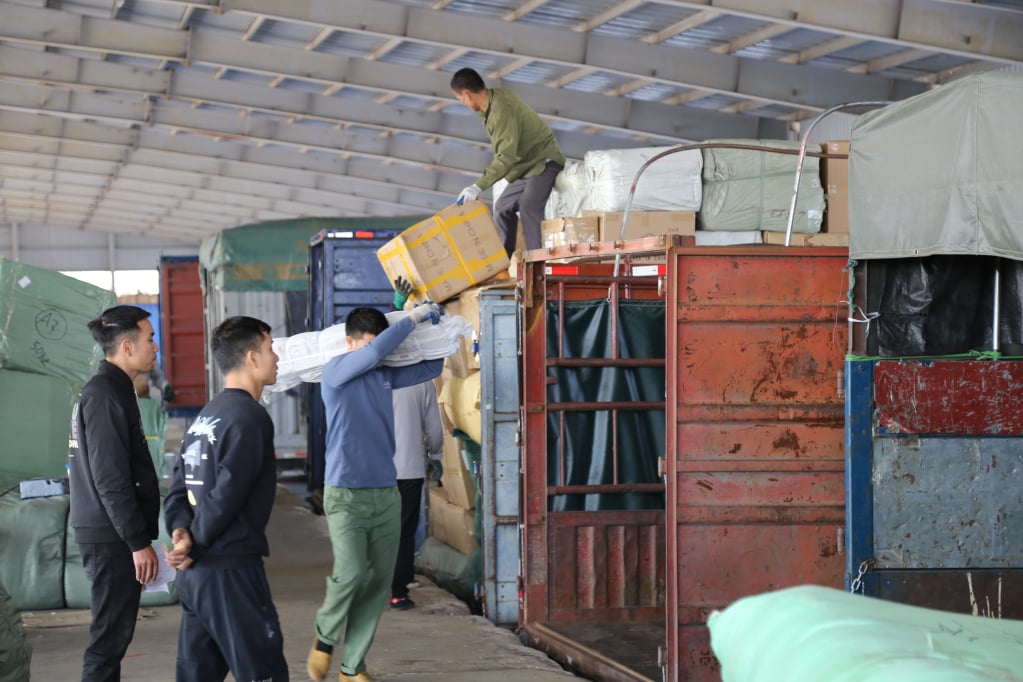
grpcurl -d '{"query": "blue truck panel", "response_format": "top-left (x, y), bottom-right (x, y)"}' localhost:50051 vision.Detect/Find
top-left (478, 288), bottom-right (520, 625)
top-left (306, 229), bottom-right (399, 497)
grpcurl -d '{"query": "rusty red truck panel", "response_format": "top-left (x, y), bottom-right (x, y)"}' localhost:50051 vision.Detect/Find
top-left (520, 242), bottom-right (848, 682)
top-left (159, 257), bottom-right (207, 410)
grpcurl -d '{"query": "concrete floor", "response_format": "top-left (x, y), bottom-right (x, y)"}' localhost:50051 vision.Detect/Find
top-left (23, 485), bottom-right (581, 681)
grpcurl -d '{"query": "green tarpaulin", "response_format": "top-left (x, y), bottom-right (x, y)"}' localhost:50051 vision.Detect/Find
top-left (138, 397), bottom-right (168, 492)
top-left (0, 368), bottom-right (78, 481)
top-left (0, 259), bottom-right (115, 386)
top-left (0, 576), bottom-right (31, 682)
top-left (199, 216), bottom-right (427, 292)
top-left (414, 537), bottom-right (481, 609)
top-left (65, 500), bottom-right (178, 608)
top-left (0, 490), bottom-right (68, 611)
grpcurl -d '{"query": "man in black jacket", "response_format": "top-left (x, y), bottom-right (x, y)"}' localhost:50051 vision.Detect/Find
top-left (69, 305), bottom-right (162, 682)
top-left (163, 316), bottom-right (288, 682)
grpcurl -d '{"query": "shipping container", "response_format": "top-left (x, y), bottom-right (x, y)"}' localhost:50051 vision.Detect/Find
top-left (306, 228), bottom-right (401, 508)
top-left (519, 238), bottom-right (848, 681)
top-left (158, 256), bottom-right (206, 413)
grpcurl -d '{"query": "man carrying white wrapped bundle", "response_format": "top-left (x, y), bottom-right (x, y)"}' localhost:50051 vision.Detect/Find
top-left (307, 302), bottom-right (444, 682)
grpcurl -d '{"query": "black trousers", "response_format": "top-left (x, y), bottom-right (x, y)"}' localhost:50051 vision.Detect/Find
top-left (80, 542), bottom-right (143, 682)
top-left (391, 478), bottom-right (424, 599)
top-left (494, 160), bottom-right (564, 256)
top-left (175, 561), bottom-right (288, 682)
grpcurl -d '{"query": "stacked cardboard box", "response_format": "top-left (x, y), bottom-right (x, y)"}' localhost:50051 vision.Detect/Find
top-left (377, 201), bottom-right (509, 304)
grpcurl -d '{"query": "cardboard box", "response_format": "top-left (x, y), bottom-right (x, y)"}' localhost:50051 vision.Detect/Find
top-left (428, 484), bottom-right (478, 555)
top-left (541, 216), bottom-right (600, 248)
top-left (820, 141), bottom-right (849, 234)
top-left (440, 432), bottom-right (476, 509)
top-left (377, 201), bottom-right (509, 304)
top-left (762, 231), bottom-right (849, 247)
top-left (589, 210), bottom-right (697, 242)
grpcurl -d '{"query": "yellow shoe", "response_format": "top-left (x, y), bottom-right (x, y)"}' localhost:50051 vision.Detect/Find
top-left (306, 639), bottom-right (332, 681)
top-left (338, 671), bottom-right (375, 682)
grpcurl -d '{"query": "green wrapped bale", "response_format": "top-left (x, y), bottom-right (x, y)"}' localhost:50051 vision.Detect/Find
top-left (709, 585), bottom-right (1023, 682)
top-left (0, 368), bottom-right (78, 480)
top-left (137, 397), bottom-right (168, 492)
top-left (698, 139), bottom-right (824, 233)
top-left (65, 500), bottom-right (178, 608)
top-left (0, 260), bottom-right (115, 385)
top-left (414, 536), bottom-right (481, 609)
top-left (0, 576), bottom-right (31, 682)
top-left (0, 491), bottom-right (68, 611)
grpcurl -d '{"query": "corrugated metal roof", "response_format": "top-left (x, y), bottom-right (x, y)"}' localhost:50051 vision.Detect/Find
top-left (0, 0), bottom-right (1020, 246)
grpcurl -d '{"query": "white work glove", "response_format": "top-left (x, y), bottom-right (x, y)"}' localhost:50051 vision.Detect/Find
top-left (456, 184), bottom-right (481, 205)
top-left (410, 302), bottom-right (442, 325)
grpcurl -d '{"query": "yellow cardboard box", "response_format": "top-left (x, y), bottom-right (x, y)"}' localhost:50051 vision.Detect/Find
top-left (440, 432), bottom-right (476, 510)
top-left (377, 201), bottom-right (509, 304)
top-left (428, 484), bottom-right (478, 555)
top-left (820, 141), bottom-right (850, 234)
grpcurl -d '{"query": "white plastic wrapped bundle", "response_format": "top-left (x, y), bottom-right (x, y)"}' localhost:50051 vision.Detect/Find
top-left (544, 160), bottom-right (589, 219)
top-left (583, 146), bottom-right (702, 213)
top-left (268, 311), bottom-right (472, 393)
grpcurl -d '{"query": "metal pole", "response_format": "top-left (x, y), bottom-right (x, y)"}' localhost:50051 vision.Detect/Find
top-left (783, 100), bottom-right (892, 246)
top-left (993, 265), bottom-right (1001, 352)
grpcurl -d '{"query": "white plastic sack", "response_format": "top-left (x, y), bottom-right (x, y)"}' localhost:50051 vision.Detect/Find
top-left (583, 146), bottom-right (702, 213)
top-left (268, 311), bottom-right (472, 393)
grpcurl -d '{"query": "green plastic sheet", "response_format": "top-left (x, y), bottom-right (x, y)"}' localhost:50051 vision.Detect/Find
top-left (0, 576), bottom-right (31, 682)
top-left (0, 490), bottom-right (68, 611)
top-left (65, 500), bottom-right (178, 608)
top-left (414, 536), bottom-right (481, 609)
top-left (709, 585), bottom-right (1023, 682)
top-left (138, 397), bottom-right (168, 492)
top-left (699, 139), bottom-right (824, 233)
top-left (0, 259), bottom-right (115, 385)
top-left (199, 215), bottom-right (427, 292)
top-left (0, 368), bottom-right (78, 481)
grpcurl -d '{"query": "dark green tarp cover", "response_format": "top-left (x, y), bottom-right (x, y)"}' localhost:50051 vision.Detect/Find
top-left (0, 576), bottom-right (31, 682)
top-left (0, 259), bottom-right (114, 385)
top-left (0, 490), bottom-right (68, 611)
top-left (0, 368), bottom-right (78, 481)
top-left (199, 216), bottom-right (427, 292)
top-left (138, 397), bottom-right (168, 492)
top-left (546, 299), bottom-right (666, 512)
top-left (414, 537), bottom-right (481, 609)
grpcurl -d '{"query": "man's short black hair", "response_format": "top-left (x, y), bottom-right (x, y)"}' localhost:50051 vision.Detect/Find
top-left (346, 307), bottom-right (389, 339)
top-left (450, 67), bottom-right (486, 93)
top-left (211, 316), bottom-right (272, 374)
top-left (87, 305), bottom-right (151, 356)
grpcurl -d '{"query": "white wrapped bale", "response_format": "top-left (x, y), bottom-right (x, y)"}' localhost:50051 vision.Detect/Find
top-left (583, 146), bottom-right (702, 213)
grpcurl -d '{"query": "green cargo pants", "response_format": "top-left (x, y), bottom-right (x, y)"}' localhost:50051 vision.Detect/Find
top-left (314, 485), bottom-right (401, 676)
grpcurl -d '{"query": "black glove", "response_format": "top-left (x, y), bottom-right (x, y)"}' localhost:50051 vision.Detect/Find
top-left (392, 276), bottom-right (414, 311)
top-left (162, 384), bottom-right (175, 403)
top-left (427, 458), bottom-right (443, 482)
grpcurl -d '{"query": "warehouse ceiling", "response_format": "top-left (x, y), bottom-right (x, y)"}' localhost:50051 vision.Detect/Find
top-left (0, 0), bottom-right (1021, 244)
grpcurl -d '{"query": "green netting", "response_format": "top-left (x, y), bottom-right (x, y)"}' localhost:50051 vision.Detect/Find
top-left (0, 259), bottom-right (114, 385)
top-left (0, 490), bottom-right (68, 611)
top-left (137, 397), bottom-right (168, 493)
top-left (414, 536), bottom-right (481, 608)
top-left (65, 500), bottom-right (178, 608)
top-left (0, 576), bottom-right (31, 682)
top-left (199, 215), bottom-right (428, 292)
top-left (710, 585), bottom-right (1023, 682)
top-left (0, 369), bottom-right (78, 481)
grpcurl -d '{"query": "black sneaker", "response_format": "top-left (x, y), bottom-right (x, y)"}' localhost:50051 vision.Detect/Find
top-left (390, 596), bottom-right (415, 610)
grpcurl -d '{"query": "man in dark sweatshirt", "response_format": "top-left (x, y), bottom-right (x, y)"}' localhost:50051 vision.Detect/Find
top-left (163, 316), bottom-right (288, 682)
top-left (69, 304), bottom-right (162, 682)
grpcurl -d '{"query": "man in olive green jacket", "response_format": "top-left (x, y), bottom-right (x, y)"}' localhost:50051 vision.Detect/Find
top-left (450, 67), bottom-right (565, 257)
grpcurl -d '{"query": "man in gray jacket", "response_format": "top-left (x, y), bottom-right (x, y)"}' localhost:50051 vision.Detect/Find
top-left (389, 381), bottom-right (444, 610)
top-left (68, 305), bottom-right (161, 682)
